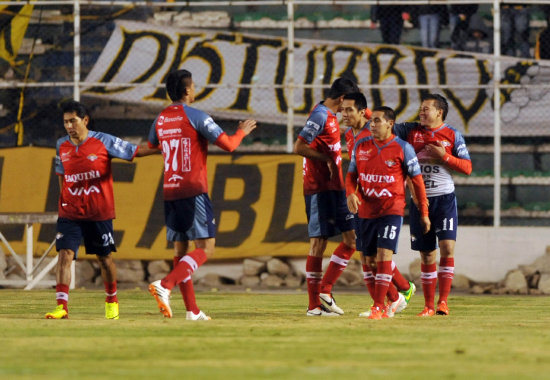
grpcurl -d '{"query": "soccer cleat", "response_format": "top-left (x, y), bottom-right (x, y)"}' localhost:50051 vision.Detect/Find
top-left (319, 293), bottom-right (344, 315)
top-left (436, 301), bottom-right (450, 315)
top-left (148, 280), bottom-right (172, 318)
top-left (417, 307), bottom-right (436, 317)
top-left (385, 293), bottom-right (407, 317)
top-left (306, 304), bottom-right (340, 317)
top-left (359, 304), bottom-right (374, 317)
top-left (45, 304), bottom-right (68, 319)
top-left (367, 306), bottom-right (388, 320)
top-left (400, 281), bottom-right (416, 304)
top-left (186, 310), bottom-right (211, 321)
top-left (105, 302), bottom-right (119, 320)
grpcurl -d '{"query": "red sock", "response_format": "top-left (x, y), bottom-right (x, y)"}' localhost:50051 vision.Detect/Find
top-left (173, 256), bottom-right (200, 314)
top-left (104, 281), bottom-right (118, 303)
top-left (362, 264), bottom-right (375, 299)
top-left (162, 248), bottom-right (207, 290)
top-left (438, 257), bottom-right (455, 304)
top-left (56, 283), bottom-right (69, 312)
top-left (373, 261), bottom-right (392, 309)
top-left (421, 263), bottom-right (437, 310)
top-left (386, 283), bottom-right (399, 302)
top-left (391, 261), bottom-right (410, 291)
top-left (306, 256), bottom-right (323, 310)
top-left (320, 243), bottom-right (355, 294)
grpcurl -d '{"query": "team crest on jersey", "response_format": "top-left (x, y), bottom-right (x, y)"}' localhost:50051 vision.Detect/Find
top-left (439, 140), bottom-right (451, 148)
top-left (87, 154), bottom-right (98, 162)
top-left (385, 159), bottom-right (396, 167)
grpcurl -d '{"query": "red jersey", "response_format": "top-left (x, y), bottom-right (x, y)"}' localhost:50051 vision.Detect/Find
top-left (393, 122), bottom-right (472, 197)
top-left (346, 135), bottom-right (422, 219)
top-left (56, 131), bottom-right (138, 221)
top-left (297, 102), bottom-right (344, 195)
top-left (148, 103), bottom-right (224, 201)
top-left (344, 123), bottom-right (372, 160)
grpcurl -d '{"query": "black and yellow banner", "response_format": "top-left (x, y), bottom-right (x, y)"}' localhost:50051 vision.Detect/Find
top-left (0, 147), bottom-right (341, 260)
top-left (0, 2), bottom-right (33, 65)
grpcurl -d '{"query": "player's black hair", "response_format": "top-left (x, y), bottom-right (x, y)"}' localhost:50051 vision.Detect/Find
top-left (166, 69), bottom-right (193, 102)
top-left (343, 92), bottom-right (367, 111)
top-left (373, 106), bottom-right (396, 122)
top-left (327, 77), bottom-right (360, 99)
top-left (61, 100), bottom-right (94, 130)
top-left (422, 93), bottom-right (449, 120)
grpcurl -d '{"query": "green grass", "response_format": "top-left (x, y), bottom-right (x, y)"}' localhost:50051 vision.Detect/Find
top-left (1, 289), bottom-right (550, 379)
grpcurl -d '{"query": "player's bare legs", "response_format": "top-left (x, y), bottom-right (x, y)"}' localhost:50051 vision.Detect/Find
top-left (436, 240), bottom-right (455, 315)
top-left (97, 253), bottom-right (116, 283)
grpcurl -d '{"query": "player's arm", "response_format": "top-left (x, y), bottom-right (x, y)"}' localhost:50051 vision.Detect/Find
top-left (406, 177), bottom-right (419, 208)
top-left (135, 142), bottom-right (160, 157)
top-left (58, 176), bottom-right (63, 191)
top-left (425, 141), bottom-right (472, 175)
top-left (215, 120), bottom-right (257, 152)
top-left (345, 171), bottom-right (361, 214)
top-left (294, 138), bottom-right (337, 180)
top-left (409, 174), bottom-right (430, 234)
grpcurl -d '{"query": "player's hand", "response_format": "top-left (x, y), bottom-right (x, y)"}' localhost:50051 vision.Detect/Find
top-left (347, 193), bottom-right (361, 214)
top-left (424, 142), bottom-right (446, 159)
top-left (238, 120), bottom-right (257, 136)
top-left (420, 215), bottom-right (431, 234)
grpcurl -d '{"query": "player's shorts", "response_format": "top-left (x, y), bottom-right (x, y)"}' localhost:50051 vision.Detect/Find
top-left (56, 218), bottom-right (116, 258)
top-left (305, 190), bottom-right (354, 238)
top-left (409, 192), bottom-right (458, 251)
top-left (165, 193), bottom-right (216, 242)
top-left (356, 215), bottom-right (403, 256)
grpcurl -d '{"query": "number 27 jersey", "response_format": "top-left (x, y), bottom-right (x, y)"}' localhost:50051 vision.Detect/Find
top-left (148, 103), bottom-right (224, 201)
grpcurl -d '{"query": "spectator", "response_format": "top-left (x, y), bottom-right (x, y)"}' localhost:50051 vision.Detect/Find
top-left (449, 4), bottom-right (479, 51)
top-left (501, 4), bottom-right (531, 58)
top-left (413, 4), bottom-right (448, 49)
top-left (371, 4), bottom-right (410, 45)
top-left (464, 13), bottom-right (493, 54)
top-left (535, 7), bottom-right (550, 59)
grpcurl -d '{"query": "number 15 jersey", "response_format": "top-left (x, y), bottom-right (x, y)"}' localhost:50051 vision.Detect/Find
top-left (148, 103), bottom-right (224, 201)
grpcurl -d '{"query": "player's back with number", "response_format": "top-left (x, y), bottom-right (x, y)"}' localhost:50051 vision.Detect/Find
top-left (148, 103), bottom-right (223, 201)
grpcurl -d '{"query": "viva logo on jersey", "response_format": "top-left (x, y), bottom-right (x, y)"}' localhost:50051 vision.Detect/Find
top-left (362, 187), bottom-right (393, 198)
top-left (67, 185), bottom-right (101, 196)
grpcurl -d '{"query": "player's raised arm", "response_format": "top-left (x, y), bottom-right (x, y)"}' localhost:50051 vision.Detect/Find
top-left (214, 119), bottom-right (257, 152)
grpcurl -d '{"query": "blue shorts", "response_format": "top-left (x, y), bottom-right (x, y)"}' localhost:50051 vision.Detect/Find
top-left (56, 218), bottom-right (116, 258)
top-left (356, 215), bottom-right (403, 256)
top-left (165, 193), bottom-right (216, 242)
top-left (305, 190), bottom-right (354, 238)
top-left (409, 192), bottom-right (458, 251)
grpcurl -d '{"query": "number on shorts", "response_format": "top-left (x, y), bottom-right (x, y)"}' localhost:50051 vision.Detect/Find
top-left (382, 225), bottom-right (397, 240)
top-left (102, 233), bottom-right (114, 247)
top-left (442, 217), bottom-right (454, 231)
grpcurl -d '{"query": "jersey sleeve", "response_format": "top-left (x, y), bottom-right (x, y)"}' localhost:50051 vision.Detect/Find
top-left (95, 132), bottom-right (138, 161)
top-left (392, 122), bottom-right (418, 140)
top-left (298, 110), bottom-right (326, 145)
top-left (185, 106), bottom-right (224, 143)
top-left (402, 141), bottom-right (422, 178)
top-left (452, 130), bottom-right (471, 160)
top-left (147, 118), bottom-right (159, 148)
top-left (55, 139), bottom-right (64, 175)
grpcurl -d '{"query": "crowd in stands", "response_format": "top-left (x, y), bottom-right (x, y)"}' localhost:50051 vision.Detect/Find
top-left (369, 4), bottom-right (550, 58)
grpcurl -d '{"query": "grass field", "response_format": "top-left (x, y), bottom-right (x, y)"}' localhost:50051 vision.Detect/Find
top-left (1, 289), bottom-right (549, 379)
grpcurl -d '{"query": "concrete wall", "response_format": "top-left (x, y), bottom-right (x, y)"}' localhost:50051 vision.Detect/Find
top-left (393, 226), bottom-right (550, 282)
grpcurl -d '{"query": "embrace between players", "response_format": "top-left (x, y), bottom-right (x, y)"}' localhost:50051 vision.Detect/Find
top-left (45, 71), bottom-right (471, 321)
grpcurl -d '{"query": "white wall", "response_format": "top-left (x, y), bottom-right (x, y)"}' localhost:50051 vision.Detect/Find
top-left (393, 226), bottom-right (550, 282)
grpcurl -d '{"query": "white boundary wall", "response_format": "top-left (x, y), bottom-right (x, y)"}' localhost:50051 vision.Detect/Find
top-left (393, 226), bottom-right (550, 282)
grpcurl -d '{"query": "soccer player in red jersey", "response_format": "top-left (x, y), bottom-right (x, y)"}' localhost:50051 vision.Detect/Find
top-left (341, 93), bottom-right (417, 317)
top-left (393, 94), bottom-right (472, 316)
top-left (147, 69), bottom-right (257, 320)
top-left (346, 106), bottom-right (430, 319)
top-left (293, 77), bottom-right (359, 316)
top-left (45, 100), bottom-right (151, 320)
